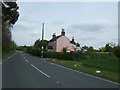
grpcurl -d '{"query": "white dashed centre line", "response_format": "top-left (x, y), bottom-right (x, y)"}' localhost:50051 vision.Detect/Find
top-left (31, 64), bottom-right (50, 78)
top-left (21, 53), bottom-right (50, 78)
top-left (24, 58), bottom-right (29, 62)
top-left (21, 54), bottom-right (29, 63)
top-left (56, 81), bottom-right (59, 84)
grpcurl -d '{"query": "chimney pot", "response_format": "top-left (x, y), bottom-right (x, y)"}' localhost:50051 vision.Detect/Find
top-left (52, 33), bottom-right (56, 38)
top-left (61, 28), bottom-right (65, 36)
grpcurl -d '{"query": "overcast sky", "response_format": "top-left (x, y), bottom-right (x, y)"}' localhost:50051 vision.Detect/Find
top-left (12, 2), bottom-right (118, 49)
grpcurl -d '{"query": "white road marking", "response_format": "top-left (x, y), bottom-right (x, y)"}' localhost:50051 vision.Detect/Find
top-left (21, 54), bottom-right (29, 63)
top-left (31, 64), bottom-right (50, 78)
top-left (56, 81), bottom-right (59, 84)
top-left (51, 63), bottom-right (55, 65)
top-left (47, 61), bottom-right (119, 85)
top-left (20, 52), bottom-right (50, 78)
top-left (6, 52), bottom-right (16, 60)
top-left (24, 58), bottom-right (29, 62)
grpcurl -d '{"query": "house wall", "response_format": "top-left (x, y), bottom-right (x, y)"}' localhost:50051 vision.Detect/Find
top-left (48, 41), bottom-right (56, 51)
top-left (56, 36), bottom-right (70, 52)
top-left (48, 36), bottom-right (77, 52)
top-left (67, 43), bottom-right (77, 52)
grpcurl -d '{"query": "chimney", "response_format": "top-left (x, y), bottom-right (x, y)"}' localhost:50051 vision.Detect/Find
top-left (71, 37), bottom-right (75, 44)
top-left (52, 33), bottom-right (56, 38)
top-left (61, 28), bottom-right (65, 36)
top-left (72, 37), bottom-right (74, 42)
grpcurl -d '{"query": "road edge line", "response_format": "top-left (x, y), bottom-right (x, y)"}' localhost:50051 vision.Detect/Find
top-left (47, 61), bottom-right (119, 85)
top-left (2, 51), bottom-right (17, 64)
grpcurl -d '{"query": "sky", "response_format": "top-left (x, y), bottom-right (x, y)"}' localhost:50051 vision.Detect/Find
top-left (12, 2), bottom-right (118, 49)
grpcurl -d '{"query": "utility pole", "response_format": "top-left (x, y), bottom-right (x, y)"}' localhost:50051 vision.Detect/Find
top-left (41, 23), bottom-right (44, 58)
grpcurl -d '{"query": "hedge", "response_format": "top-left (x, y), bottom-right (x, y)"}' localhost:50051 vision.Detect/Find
top-left (24, 48), bottom-right (119, 61)
top-left (25, 47), bottom-right (85, 60)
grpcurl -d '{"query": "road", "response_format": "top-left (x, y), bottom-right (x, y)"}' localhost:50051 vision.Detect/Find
top-left (2, 51), bottom-right (119, 88)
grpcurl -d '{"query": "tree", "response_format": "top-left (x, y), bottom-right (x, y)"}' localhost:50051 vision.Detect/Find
top-left (34, 39), bottom-right (40, 48)
top-left (104, 43), bottom-right (113, 52)
top-left (62, 47), bottom-right (67, 52)
top-left (34, 39), bottom-right (48, 50)
top-left (87, 46), bottom-right (94, 52)
top-left (99, 47), bottom-right (106, 52)
top-left (2, 2), bottom-right (19, 25)
top-left (113, 44), bottom-right (120, 57)
top-left (76, 42), bottom-right (80, 47)
top-left (2, 1), bottom-right (19, 52)
top-left (82, 45), bottom-right (88, 49)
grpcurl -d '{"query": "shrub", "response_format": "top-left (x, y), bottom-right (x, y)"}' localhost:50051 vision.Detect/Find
top-left (113, 46), bottom-right (120, 57)
top-left (31, 48), bottom-right (41, 56)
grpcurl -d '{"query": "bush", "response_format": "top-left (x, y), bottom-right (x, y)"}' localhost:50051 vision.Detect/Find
top-left (31, 48), bottom-right (41, 56)
top-left (113, 46), bottom-right (120, 57)
top-left (84, 52), bottom-right (114, 60)
top-left (24, 47), bottom-right (120, 73)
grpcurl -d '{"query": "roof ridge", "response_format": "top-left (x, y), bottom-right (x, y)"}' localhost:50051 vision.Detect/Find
top-left (49, 35), bottom-right (62, 42)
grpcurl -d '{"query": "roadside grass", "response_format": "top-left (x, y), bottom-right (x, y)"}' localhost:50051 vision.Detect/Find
top-left (47, 59), bottom-right (119, 83)
top-left (24, 49), bottom-right (119, 83)
top-left (2, 50), bottom-right (16, 60)
top-left (82, 58), bottom-right (119, 73)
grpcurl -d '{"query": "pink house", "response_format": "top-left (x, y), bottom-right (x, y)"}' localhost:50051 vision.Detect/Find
top-left (47, 29), bottom-right (77, 52)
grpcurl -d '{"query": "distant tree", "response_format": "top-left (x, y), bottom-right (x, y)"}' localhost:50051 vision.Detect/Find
top-left (99, 47), bottom-right (106, 52)
top-left (113, 44), bottom-right (120, 57)
top-left (82, 45), bottom-right (88, 49)
top-left (88, 46), bottom-right (94, 51)
top-left (109, 42), bottom-right (116, 48)
top-left (76, 42), bottom-right (80, 47)
top-left (34, 39), bottom-right (40, 48)
top-left (34, 39), bottom-right (48, 50)
top-left (104, 43), bottom-right (113, 52)
top-left (62, 47), bottom-right (67, 52)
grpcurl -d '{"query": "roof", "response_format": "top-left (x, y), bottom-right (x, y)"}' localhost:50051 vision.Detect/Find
top-left (70, 41), bottom-right (76, 45)
top-left (49, 35), bottom-right (76, 45)
top-left (49, 35), bottom-right (62, 42)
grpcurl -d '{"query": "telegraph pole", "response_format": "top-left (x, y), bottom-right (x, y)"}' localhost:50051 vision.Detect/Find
top-left (41, 23), bottom-right (44, 58)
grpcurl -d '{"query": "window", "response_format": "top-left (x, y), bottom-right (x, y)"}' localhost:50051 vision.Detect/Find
top-left (71, 45), bottom-right (74, 48)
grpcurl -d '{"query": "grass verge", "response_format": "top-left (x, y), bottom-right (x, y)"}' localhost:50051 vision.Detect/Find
top-left (2, 50), bottom-right (16, 60)
top-left (47, 59), bottom-right (119, 83)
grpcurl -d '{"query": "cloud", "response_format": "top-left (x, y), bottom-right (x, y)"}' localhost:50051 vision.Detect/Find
top-left (68, 19), bottom-right (113, 32)
top-left (12, 18), bottom-right (42, 46)
top-left (70, 24), bottom-right (104, 31)
top-left (29, 31), bottom-right (40, 36)
top-left (78, 37), bottom-right (97, 41)
top-left (12, 19), bottom-right (41, 33)
top-left (53, 20), bottom-right (65, 25)
top-left (13, 20), bottom-right (34, 30)
top-left (65, 19), bottom-right (117, 49)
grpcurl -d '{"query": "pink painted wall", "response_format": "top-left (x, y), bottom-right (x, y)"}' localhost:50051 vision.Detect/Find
top-left (56, 36), bottom-right (70, 52)
top-left (67, 43), bottom-right (77, 52)
top-left (56, 36), bottom-right (76, 52)
top-left (48, 36), bottom-right (77, 52)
